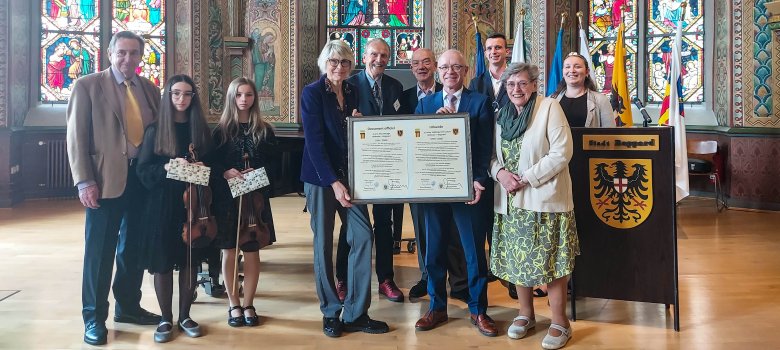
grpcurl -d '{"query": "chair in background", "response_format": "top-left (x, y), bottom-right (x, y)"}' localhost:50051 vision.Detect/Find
top-left (687, 140), bottom-right (727, 211)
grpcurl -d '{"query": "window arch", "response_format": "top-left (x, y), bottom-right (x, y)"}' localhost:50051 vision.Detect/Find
top-left (587, 0), bottom-right (704, 104)
top-left (40, 0), bottom-right (167, 103)
top-left (326, 0), bottom-right (425, 68)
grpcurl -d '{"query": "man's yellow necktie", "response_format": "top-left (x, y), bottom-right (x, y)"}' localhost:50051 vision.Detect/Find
top-left (123, 81), bottom-right (143, 147)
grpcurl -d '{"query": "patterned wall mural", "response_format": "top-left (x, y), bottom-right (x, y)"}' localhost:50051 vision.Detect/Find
top-left (0, 0), bottom-right (8, 128)
top-left (9, 0), bottom-right (30, 127)
top-left (207, 0), bottom-right (224, 114)
top-left (174, 0), bottom-right (192, 77)
top-left (299, 0), bottom-right (319, 108)
top-left (713, 0), bottom-right (731, 127)
top-left (245, 0), bottom-right (295, 123)
top-left (734, 0), bottom-right (780, 128)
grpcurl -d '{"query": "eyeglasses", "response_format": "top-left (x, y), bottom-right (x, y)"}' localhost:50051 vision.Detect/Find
top-left (170, 91), bottom-right (195, 98)
top-left (328, 58), bottom-right (352, 68)
top-left (438, 64), bottom-right (465, 72)
top-left (505, 80), bottom-right (535, 90)
top-left (411, 58), bottom-right (432, 68)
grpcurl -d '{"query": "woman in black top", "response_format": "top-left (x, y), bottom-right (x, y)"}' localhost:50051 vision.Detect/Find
top-left (137, 75), bottom-right (212, 342)
top-left (551, 52), bottom-right (614, 128)
top-left (211, 77), bottom-right (277, 328)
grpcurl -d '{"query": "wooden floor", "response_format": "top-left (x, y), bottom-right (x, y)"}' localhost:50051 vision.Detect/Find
top-left (1, 195), bottom-right (779, 349)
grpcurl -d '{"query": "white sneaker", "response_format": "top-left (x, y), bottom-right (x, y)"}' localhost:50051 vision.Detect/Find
top-left (507, 315), bottom-right (536, 339)
top-left (541, 323), bottom-right (572, 349)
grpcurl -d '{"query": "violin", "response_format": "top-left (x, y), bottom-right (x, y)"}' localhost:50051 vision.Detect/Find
top-left (231, 153), bottom-right (271, 294)
top-left (182, 143), bottom-right (218, 248)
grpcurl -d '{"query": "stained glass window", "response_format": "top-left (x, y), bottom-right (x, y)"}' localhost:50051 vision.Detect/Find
top-left (113, 0), bottom-right (166, 89)
top-left (647, 0), bottom-right (703, 103)
top-left (326, 0), bottom-right (425, 68)
top-left (588, 0), bottom-right (638, 97)
top-left (587, 0), bottom-right (705, 103)
top-left (40, 0), bottom-right (167, 103)
top-left (41, 0), bottom-right (102, 102)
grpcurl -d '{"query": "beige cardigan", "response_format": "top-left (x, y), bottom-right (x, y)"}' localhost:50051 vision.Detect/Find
top-left (489, 96), bottom-right (574, 214)
top-left (554, 89), bottom-right (615, 128)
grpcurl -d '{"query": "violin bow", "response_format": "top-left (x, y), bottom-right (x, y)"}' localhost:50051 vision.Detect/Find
top-left (187, 143), bottom-right (196, 291)
top-left (232, 153), bottom-right (250, 296)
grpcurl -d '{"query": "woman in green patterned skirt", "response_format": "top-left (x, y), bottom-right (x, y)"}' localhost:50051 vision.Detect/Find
top-left (488, 63), bottom-right (579, 350)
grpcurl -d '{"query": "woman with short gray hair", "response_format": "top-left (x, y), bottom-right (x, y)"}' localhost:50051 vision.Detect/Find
top-left (300, 40), bottom-right (390, 337)
top-left (490, 62), bottom-right (579, 349)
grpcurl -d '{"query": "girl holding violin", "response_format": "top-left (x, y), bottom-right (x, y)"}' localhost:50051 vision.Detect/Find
top-left (211, 77), bottom-right (277, 328)
top-left (137, 74), bottom-right (212, 342)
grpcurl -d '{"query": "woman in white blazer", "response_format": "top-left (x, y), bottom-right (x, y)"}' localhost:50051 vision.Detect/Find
top-left (488, 63), bottom-right (579, 350)
top-left (551, 52), bottom-right (615, 128)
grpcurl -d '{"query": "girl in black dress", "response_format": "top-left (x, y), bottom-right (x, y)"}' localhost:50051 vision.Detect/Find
top-left (137, 75), bottom-right (212, 342)
top-left (211, 77), bottom-right (277, 327)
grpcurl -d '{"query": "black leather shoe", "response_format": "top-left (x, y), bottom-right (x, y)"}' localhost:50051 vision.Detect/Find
top-left (323, 316), bottom-right (343, 337)
top-left (392, 241), bottom-right (401, 255)
top-left (343, 314), bottom-right (389, 334)
top-left (114, 308), bottom-right (161, 325)
top-left (228, 305), bottom-right (244, 327)
top-left (244, 305), bottom-right (259, 327)
top-left (84, 321), bottom-right (107, 345)
top-left (409, 279), bottom-right (428, 298)
top-left (501, 280), bottom-right (518, 300)
top-left (450, 288), bottom-right (470, 303)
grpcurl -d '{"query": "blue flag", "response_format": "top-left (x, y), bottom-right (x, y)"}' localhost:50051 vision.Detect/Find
top-left (474, 31), bottom-right (485, 78)
top-left (546, 28), bottom-right (563, 96)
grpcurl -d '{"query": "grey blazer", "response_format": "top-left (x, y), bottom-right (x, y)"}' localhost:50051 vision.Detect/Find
top-left (554, 90), bottom-right (615, 128)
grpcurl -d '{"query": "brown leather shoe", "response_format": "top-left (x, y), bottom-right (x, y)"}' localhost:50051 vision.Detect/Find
top-left (378, 279), bottom-right (404, 302)
top-left (470, 313), bottom-right (498, 337)
top-left (414, 310), bottom-right (448, 331)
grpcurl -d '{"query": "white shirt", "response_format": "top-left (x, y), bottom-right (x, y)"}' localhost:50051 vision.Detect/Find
top-left (442, 87), bottom-right (464, 111)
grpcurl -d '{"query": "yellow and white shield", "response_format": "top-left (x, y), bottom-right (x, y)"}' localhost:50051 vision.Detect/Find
top-left (589, 158), bottom-right (653, 229)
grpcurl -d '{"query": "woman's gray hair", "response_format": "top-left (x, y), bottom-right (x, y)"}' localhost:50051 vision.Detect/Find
top-left (317, 40), bottom-right (355, 74)
top-left (500, 63), bottom-right (540, 84)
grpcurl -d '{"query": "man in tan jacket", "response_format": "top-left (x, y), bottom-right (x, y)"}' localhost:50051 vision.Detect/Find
top-left (66, 31), bottom-right (161, 346)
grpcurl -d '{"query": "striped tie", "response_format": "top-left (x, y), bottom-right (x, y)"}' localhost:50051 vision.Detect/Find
top-left (123, 80), bottom-right (143, 147)
top-left (373, 82), bottom-right (383, 114)
top-left (447, 94), bottom-right (457, 111)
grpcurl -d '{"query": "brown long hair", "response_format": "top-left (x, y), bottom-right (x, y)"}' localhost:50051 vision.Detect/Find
top-left (215, 77), bottom-right (270, 146)
top-left (155, 74), bottom-right (211, 158)
top-left (551, 54), bottom-right (598, 98)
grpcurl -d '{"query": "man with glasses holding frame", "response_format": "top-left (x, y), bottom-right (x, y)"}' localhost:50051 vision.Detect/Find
top-left (340, 38), bottom-right (406, 304)
top-left (413, 49), bottom-right (497, 337)
top-left (400, 48), bottom-right (470, 304)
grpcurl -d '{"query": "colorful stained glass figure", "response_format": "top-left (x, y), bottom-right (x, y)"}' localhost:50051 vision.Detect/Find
top-left (647, 0), bottom-right (704, 103)
top-left (136, 37), bottom-right (165, 88)
top-left (41, 0), bottom-right (102, 102)
top-left (588, 0), bottom-right (638, 96)
top-left (327, 0), bottom-right (424, 68)
top-left (113, 0), bottom-right (166, 90)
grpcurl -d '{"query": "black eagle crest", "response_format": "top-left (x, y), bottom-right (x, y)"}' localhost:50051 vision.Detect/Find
top-left (593, 160), bottom-right (650, 223)
top-left (610, 84), bottom-right (627, 126)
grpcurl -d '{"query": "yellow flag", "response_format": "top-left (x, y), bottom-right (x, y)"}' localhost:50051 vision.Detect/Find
top-left (610, 22), bottom-right (633, 126)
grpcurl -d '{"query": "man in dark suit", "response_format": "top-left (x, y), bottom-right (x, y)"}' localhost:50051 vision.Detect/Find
top-left (413, 49), bottom-right (497, 337)
top-left (337, 38), bottom-right (405, 303)
top-left (401, 48), bottom-right (469, 303)
top-left (66, 31), bottom-right (161, 345)
top-left (468, 32), bottom-right (518, 300)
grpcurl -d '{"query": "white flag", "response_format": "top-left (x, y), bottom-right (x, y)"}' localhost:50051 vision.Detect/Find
top-left (579, 26), bottom-right (598, 90)
top-left (511, 17), bottom-right (525, 63)
top-left (668, 16), bottom-right (689, 202)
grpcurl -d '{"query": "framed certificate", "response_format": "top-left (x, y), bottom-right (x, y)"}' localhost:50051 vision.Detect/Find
top-left (348, 113), bottom-right (474, 204)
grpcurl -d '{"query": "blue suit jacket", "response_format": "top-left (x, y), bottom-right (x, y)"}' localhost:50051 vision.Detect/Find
top-left (300, 74), bottom-right (358, 186)
top-left (347, 71), bottom-right (404, 116)
top-left (468, 71), bottom-right (510, 113)
top-left (415, 88), bottom-right (494, 186)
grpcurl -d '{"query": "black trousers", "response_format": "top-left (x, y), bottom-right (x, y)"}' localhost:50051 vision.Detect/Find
top-left (82, 164), bottom-right (147, 325)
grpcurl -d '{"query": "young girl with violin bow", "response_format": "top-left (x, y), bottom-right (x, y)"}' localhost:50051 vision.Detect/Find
top-left (137, 74), bottom-right (212, 342)
top-left (211, 77), bottom-right (277, 327)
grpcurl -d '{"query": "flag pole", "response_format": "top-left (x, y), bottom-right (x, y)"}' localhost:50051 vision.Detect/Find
top-left (559, 12), bottom-right (567, 31)
top-left (576, 11), bottom-right (583, 30)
